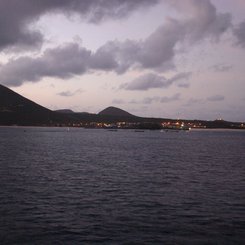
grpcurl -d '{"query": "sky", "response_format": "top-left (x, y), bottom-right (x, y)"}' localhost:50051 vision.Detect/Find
top-left (0, 0), bottom-right (245, 121)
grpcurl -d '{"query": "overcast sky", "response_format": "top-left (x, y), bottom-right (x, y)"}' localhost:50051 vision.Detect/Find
top-left (0, 0), bottom-right (245, 121)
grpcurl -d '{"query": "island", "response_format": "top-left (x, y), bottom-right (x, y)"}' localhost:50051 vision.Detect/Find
top-left (0, 84), bottom-right (244, 130)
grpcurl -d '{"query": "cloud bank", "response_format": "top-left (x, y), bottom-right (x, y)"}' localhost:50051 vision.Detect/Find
top-left (233, 21), bottom-right (245, 48)
top-left (57, 89), bottom-right (83, 97)
top-left (207, 95), bottom-right (225, 101)
top-left (120, 72), bottom-right (191, 91)
top-left (0, 0), bottom-right (242, 89)
top-left (127, 94), bottom-right (181, 104)
top-left (0, 43), bottom-right (91, 86)
top-left (0, 0), bottom-right (158, 51)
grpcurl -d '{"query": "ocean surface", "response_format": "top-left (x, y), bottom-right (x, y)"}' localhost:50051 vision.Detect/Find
top-left (0, 127), bottom-right (244, 244)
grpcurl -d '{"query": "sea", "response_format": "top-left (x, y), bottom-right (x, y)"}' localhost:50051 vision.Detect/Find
top-left (0, 127), bottom-right (244, 244)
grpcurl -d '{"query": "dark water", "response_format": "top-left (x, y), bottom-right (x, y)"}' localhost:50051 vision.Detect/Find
top-left (0, 127), bottom-right (244, 244)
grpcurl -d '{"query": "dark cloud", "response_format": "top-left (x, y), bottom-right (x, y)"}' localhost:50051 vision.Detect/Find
top-left (168, 72), bottom-right (192, 83)
top-left (0, 0), bottom-right (158, 51)
top-left (0, 0), bottom-right (233, 86)
top-left (138, 19), bottom-right (184, 69)
top-left (127, 94), bottom-right (181, 105)
top-left (166, 0), bottom-right (232, 42)
top-left (127, 95), bottom-right (178, 105)
top-left (0, 1), bottom-right (44, 51)
top-left (211, 64), bottom-right (233, 72)
top-left (127, 97), bottom-right (159, 105)
top-left (57, 91), bottom-right (74, 97)
top-left (92, 39), bottom-right (143, 74)
top-left (91, 19), bottom-right (184, 72)
top-left (184, 98), bottom-right (205, 106)
top-left (94, 0), bottom-right (232, 72)
top-left (0, 43), bottom-right (193, 88)
top-left (0, 41), bottom-right (145, 86)
top-left (0, 43), bottom-right (91, 86)
top-left (120, 73), bottom-right (169, 91)
top-left (233, 21), bottom-right (245, 48)
top-left (207, 95), bottom-right (225, 101)
top-left (90, 46), bottom-right (118, 71)
top-left (160, 93), bottom-right (181, 103)
top-left (120, 72), bottom-right (191, 91)
top-left (95, 0), bottom-right (232, 72)
top-left (142, 97), bottom-right (159, 104)
top-left (57, 88), bottom-right (83, 97)
top-left (177, 83), bottom-right (190, 88)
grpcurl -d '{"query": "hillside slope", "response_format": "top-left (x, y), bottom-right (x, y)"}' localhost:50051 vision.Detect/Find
top-left (0, 84), bottom-right (67, 125)
top-left (98, 106), bottom-right (134, 117)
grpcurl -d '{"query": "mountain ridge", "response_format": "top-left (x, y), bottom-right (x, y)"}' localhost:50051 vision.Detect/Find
top-left (98, 106), bottom-right (134, 117)
top-left (0, 84), bottom-right (244, 129)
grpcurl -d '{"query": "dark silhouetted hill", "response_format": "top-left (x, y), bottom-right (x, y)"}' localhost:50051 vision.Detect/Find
top-left (98, 106), bottom-right (134, 117)
top-left (0, 84), bottom-right (243, 128)
top-left (0, 84), bottom-right (70, 125)
top-left (55, 109), bottom-right (75, 114)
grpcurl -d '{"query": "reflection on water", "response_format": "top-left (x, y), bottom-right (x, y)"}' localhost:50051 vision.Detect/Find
top-left (0, 127), bottom-right (245, 244)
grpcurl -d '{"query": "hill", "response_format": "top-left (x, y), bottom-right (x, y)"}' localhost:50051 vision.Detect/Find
top-left (0, 84), bottom-right (69, 125)
top-left (55, 109), bottom-right (75, 114)
top-left (98, 106), bottom-right (134, 117)
top-left (0, 84), bottom-right (244, 129)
